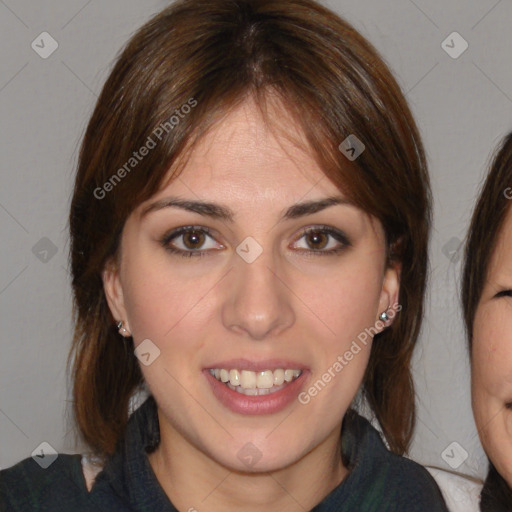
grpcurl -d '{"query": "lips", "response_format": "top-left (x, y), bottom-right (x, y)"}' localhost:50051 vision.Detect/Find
top-left (203, 358), bottom-right (309, 415)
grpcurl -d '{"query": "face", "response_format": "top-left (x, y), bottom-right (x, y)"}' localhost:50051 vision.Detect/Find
top-left (473, 207), bottom-right (512, 486)
top-left (103, 97), bottom-right (399, 474)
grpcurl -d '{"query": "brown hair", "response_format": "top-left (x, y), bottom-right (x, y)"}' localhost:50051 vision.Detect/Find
top-left (69, 0), bottom-right (431, 459)
top-left (462, 132), bottom-right (512, 350)
top-left (461, 133), bottom-right (512, 510)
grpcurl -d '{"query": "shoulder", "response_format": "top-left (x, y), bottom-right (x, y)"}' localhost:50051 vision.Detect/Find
top-left (377, 451), bottom-right (451, 510)
top-left (0, 453), bottom-right (91, 511)
top-left (426, 467), bottom-right (482, 512)
top-left (343, 413), bottom-right (450, 510)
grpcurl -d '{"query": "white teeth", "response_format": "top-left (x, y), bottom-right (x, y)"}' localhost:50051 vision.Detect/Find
top-left (209, 367), bottom-right (303, 394)
top-left (240, 370), bottom-right (257, 389)
top-left (229, 369), bottom-right (240, 386)
top-left (273, 369), bottom-right (285, 385)
top-left (256, 370), bottom-right (274, 389)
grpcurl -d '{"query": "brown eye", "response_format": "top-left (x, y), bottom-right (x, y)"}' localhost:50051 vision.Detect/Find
top-left (291, 225), bottom-right (351, 255)
top-left (183, 230), bottom-right (206, 249)
top-left (160, 226), bottom-right (224, 258)
top-left (305, 230), bottom-right (329, 250)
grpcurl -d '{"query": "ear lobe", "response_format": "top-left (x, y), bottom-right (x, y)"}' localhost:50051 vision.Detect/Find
top-left (102, 258), bottom-right (128, 325)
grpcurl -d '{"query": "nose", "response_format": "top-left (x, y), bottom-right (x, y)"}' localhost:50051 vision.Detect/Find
top-left (221, 244), bottom-right (295, 340)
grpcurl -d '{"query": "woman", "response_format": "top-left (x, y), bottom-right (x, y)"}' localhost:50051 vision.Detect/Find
top-left (0, 0), bottom-right (448, 510)
top-left (462, 132), bottom-right (512, 511)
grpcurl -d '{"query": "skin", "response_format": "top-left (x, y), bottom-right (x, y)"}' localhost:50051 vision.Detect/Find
top-left (472, 206), bottom-right (512, 488)
top-left (103, 96), bottom-right (399, 512)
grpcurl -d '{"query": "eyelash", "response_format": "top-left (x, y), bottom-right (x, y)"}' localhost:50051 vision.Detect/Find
top-left (495, 290), bottom-right (512, 298)
top-left (159, 225), bottom-right (351, 259)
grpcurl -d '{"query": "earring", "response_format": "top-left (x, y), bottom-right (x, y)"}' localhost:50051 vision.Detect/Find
top-left (117, 321), bottom-right (130, 337)
top-left (379, 311), bottom-right (389, 322)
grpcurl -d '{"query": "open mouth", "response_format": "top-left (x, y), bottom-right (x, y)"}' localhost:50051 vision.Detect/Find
top-left (208, 368), bottom-right (303, 396)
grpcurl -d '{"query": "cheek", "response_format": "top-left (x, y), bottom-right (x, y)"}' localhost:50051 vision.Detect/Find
top-left (120, 246), bottom-right (215, 345)
top-left (472, 307), bottom-right (512, 475)
top-left (473, 308), bottom-right (512, 399)
top-left (294, 264), bottom-right (378, 425)
top-left (479, 413), bottom-right (512, 488)
top-left (293, 257), bottom-right (384, 343)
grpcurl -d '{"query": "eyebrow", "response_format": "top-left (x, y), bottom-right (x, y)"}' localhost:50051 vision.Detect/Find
top-left (139, 195), bottom-right (352, 222)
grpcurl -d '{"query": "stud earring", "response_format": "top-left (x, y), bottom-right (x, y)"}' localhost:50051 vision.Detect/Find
top-left (117, 321), bottom-right (130, 336)
top-left (379, 311), bottom-right (389, 322)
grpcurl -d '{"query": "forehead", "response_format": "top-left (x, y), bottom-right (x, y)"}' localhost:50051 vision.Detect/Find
top-left (160, 97), bottom-right (342, 201)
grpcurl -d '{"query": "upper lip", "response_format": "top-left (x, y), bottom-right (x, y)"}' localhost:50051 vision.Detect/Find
top-left (205, 358), bottom-right (308, 372)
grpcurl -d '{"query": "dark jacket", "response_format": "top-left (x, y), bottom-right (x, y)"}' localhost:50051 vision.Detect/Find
top-left (480, 462), bottom-right (512, 511)
top-left (0, 396), bottom-right (448, 511)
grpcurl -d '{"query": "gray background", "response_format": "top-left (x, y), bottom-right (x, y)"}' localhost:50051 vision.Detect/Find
top-left (1, 0), bottom-right (511, 480)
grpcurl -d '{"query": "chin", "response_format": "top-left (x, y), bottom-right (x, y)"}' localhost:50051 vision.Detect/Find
top-left (206, 438), bottom-right (306, 474)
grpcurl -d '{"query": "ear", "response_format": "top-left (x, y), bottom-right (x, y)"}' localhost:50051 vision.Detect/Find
top-left (376, 260), bottom-right (401, 328)
top-left (102, 257), bottom-right (130, 333)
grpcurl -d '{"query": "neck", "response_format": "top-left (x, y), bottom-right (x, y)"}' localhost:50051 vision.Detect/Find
top-left (148, 419), bottom-right (348, 512)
